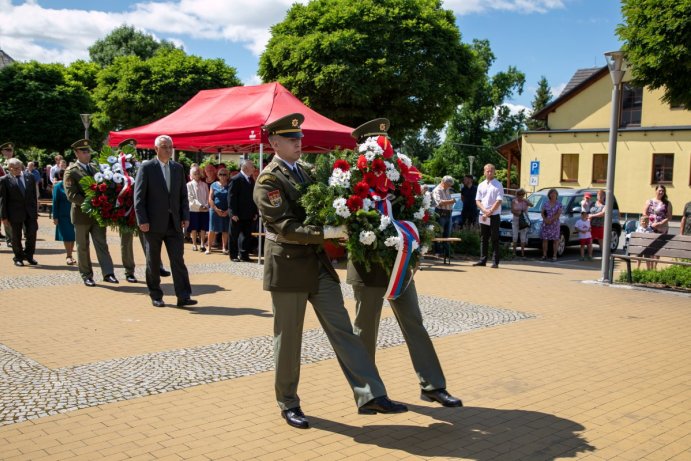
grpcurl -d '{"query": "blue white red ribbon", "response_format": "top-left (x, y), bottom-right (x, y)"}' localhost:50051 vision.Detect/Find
top-left (377, 198), bottom-right (420, 300)
top-left (116, 153), bottom-right (134, 216)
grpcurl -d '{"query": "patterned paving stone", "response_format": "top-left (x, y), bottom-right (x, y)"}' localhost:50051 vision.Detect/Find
top-left (0, 259), bottom-right (534, 426)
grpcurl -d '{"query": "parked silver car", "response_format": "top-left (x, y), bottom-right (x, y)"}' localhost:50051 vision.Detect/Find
top-left (499, 188), bottom-right (621, 256)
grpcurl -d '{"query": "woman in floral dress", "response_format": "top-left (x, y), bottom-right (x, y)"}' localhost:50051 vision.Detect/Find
top-left (540, 188), bottom-right (562, 262)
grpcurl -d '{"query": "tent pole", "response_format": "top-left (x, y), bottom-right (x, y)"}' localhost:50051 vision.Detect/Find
top-left (257, 142), bottom-right (263, 265)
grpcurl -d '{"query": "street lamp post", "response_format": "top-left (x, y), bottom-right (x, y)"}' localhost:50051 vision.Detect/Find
top-left (80, 113), bottom-right (92, 140)
top-left (601, 51), bottom-right (625, 282)
top-left (468, 155), bottom-right (475, 177)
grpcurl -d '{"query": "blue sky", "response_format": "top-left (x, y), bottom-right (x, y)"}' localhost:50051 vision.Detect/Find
top-left (0, 0), bottom-right (623, 111)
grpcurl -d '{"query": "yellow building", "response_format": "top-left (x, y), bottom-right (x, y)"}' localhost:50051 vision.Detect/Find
top-left (498, 66), bottom-right (691, 216)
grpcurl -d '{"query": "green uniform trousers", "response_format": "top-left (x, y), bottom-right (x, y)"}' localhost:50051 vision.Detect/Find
top-left (353, 280), bottom-right (446, 391)
top-left (75, 220), bottom-right (114, 279)
top-left (270, 266), bottom-right (387, 411)
top-left (119, 230), bottom-right (136, 277)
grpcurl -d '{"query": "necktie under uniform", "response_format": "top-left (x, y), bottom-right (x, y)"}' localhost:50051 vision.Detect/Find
top-left (293, 166), bottom-right (304, 183)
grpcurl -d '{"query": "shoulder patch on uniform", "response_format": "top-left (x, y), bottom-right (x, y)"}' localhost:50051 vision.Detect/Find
top-left (258, 174), bottom-right (277, 185)
top-left (267, 189), bottom-right (282, 207)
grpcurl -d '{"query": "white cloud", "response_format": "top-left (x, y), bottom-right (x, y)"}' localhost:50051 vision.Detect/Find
top-left (443, 0), bottom-right (566, 15)
top-left (551, 83), bottom-right (567, 98)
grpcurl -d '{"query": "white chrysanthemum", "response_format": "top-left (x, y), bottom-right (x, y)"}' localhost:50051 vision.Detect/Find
top-left (111, 163), bottom-right (122, 173)
top-left (384, 236), bottom-right (401, 249)
top-left (112, 172), bottom-right (124, 184)
top-left (396, 152), bottom-right (412, 168)
top-left (420, 245), bottom-right (429, 255)
top-left (362, 198), bottom-right (373, 211)
top-left (125, 154), bottom-right (133, 160)
top-left (385, 161), bottom-right (393, 170)
top-left (124, 162), bottom-right (133, 170)
top-left (102, 170), bottom-right (113, 180)
top-left (364, 150), bottom-right (376, 162)
top-left (379, 215), bottom-right (391, 231)
top-left (328, 168), bottom-right (351, 187)
top-left (99, 163), bottom-right (110, 172)
top-left (413, 208), bottom-right (425, 220)
top-left (333, 197), bottom-right (347, 209)
top-left (386, 169), bottom-right (400, 182)
top-left (412, 240), bottom-right (419, 251)
top-left (359, 231), bottom-right (376, 246)
top-left (335, 206), bottom-right (351, 219)
top-left (427, 225), bottom-right (435, 232)
top-left (107, 156), bottom-right (118, 164)
top-left (94, 172), bottom-right (104, 183)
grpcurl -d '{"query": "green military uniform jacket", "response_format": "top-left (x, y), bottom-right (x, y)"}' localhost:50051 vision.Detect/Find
top-left (253, 158), bottom-right (338, 292)
top-left (64, 162), bottom-right (98, 226)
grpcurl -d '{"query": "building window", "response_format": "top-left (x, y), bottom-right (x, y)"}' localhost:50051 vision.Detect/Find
top-left (561, 154), bottom-right (579, 183)
top-left (651, 154), bottom-right (673, 184)
top-left (620, 84), bottom-right (642, 127)
top-left (592, 154), bottom-right (607, 184)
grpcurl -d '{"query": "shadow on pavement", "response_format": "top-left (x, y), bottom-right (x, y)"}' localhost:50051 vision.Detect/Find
top-left (311, 404), bottom-right (595, 460)
top-left (188, 306), bottom-right (272, 317)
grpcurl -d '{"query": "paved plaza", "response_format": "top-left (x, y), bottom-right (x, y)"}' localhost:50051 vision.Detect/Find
top-left (1, 214), bottom-right (689, 460)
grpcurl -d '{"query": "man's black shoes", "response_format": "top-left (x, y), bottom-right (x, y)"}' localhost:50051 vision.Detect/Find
top-left (231, 257), bottom-right (241, 262)
top-left (491, 263), bottom-right (499, 269)
top-left (13, 260), bottom-right (23, 267)
top-left (176, 298), bottom-right (198, 308)
top-left (104, 274), bottom-right (119, 284)
top-left (26, 258), bottom-right (38, 265)
top-left (472, 261), bottom-right (486, 267)
top-left (126, 275), bottom-right (138, 283)
top-left (152, 299), bottom-right (165, 307)
top-left (281, 407), bottom-right (309, 429)
top-left (159, 268), bottom-right (171, 277)
top-left (421, 389), bottom-right (463, 407)
top-left (358, 396), bottom-right (408, 415)
top-left (83, 278), bottom-right (96, 287)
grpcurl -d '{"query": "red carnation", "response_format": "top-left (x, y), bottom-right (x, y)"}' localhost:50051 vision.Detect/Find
top-left (363, 172), bottom-right (377, 188)
top-left (90, 184), bottom-right (98, 191)
top-left (357, 155), bottom-right (368, 171)
top-left (91, 198), bottom-right (99, 206)
top-left (333, 159), bottom-right (350, 171)
top-left (412, 181), bottom-right (422, 195)
top-left (346, 195), bottom-right (363, 212)
top-left (98, 183), bottom-right (108, 192)
top-left (400, 181), bottom-right (413, 197)
top-left (377, 136), bottom-right (394, 159)
top-left (371, 158), bottom-right (386, 173)
top-left (353, 181), bottom-right (370, 198)
top-left (422, 212), bottom-right (430, 222)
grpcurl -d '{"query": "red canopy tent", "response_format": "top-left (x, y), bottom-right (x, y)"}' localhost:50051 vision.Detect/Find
top-left (108, 82), bottom-right (356, 153)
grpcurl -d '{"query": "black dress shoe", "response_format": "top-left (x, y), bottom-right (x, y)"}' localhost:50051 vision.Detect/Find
top-left (231, 257), bottom-right (241, 262)
top-left (83, 278), bottom-right (96, 287)
top-left (104, 274), bottom-right (119, 284)
top-left (159, 268), bottom-right (171, 277)
top-left (176, 298), bottom-right (198, 308)
top-left (491, 263), bottom-right (499, 269)
top-left (152, 299), bottom-right (165, 307)
top-left (281, 407), bottom-right (309, 429)
top-left (421, 389), bottom-right (463, 407)
top-left (14, 260), bottom-right (24, 267)
top-left (472, 261), bottom-right (486, 267)
top-left (126, 275), bottom-right (138, 283)
top-left (240, 256), bottom-right (251, 262)
top-left (358, 396), bottom-right (408, 415)
top-left (26, 258), bottom-right (38, 265)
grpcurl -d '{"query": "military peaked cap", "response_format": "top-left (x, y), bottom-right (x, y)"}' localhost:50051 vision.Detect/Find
top-left (71, 139), bottom-right (92, 150)
top-left (351, 118), bottom-right (390, 142)
top-left (264, 113), bottom-right (304, 138)
top-left (0, 142), bottom-right (14, 150)
top-left (118, 138), bottom-right (137, 149)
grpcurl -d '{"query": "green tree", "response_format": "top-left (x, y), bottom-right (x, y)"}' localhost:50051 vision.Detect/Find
top-left (89, 25), bottom-right (178, 67)
top-left (93, 48), bottom-right (241, 132)
top-left (424, 40), bottom-right (526, 179)
top-left (0, 61), bottom-right (93, 151)
top-left (259, 0), bottom-right (481, 138)
top-left (399, 128), bottom-right (441, 164)
top-left (617, 0), bottom-right (691, 106)
top-left (527, 76), bottom-right (551, 130)
top-left (65, 60), bottom-right (101, 92)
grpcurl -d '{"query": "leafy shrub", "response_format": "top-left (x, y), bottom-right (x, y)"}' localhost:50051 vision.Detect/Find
top-left (618, 265), bottom-right (691, 289)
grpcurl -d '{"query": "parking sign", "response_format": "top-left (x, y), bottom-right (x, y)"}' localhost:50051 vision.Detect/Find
top-left (530, 161), bottom-right (540, 176)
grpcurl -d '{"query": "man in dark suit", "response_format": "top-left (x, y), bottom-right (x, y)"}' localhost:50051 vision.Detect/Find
top-left (227, 159), bottom-right (258, 262)
top-left (0, 141), bottom-right (16, 244)
top-left (0, 158), bottom-right (39, 266)
top-left (134, 135), bottom-right (196, 308)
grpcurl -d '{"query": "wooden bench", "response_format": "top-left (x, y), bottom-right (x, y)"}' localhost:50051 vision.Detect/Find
top-left (611, 232), bottom-right (691, 283)
top-left (419, 237), bottom-right (463, 268)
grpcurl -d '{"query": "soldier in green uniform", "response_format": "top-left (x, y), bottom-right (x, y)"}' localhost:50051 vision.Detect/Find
top-left (347, 119), bottom-right (463, 408)
top-left (64, 139), bottom-right (118, 287)
top-left (253, 113), bottom-right (407, 429)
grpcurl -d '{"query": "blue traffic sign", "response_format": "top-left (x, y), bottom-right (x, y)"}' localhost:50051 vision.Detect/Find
top-left (530, 161), bottom-right (540, 175)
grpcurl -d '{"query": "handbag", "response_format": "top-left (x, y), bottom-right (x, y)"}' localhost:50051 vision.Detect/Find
top-left (518, 212), bottom-right (530, 229)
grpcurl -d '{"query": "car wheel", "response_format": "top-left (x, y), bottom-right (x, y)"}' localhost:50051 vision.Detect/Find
top-left (557, 229), bottom-right (567, 257)
top-left (610, 229), bottom-right (620, 251)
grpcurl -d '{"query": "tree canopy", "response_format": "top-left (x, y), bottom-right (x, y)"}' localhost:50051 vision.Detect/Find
top-left (617, 0), bottom-right (691, 106)
top-left (93, 48), bottom-right (241, 132)
top-left (527, 76), bottom-right (551, 130)
top-left (0, 61), bottom-right (93, 151)
top-left (259, 0), bottom-right (481, 138)
top-left (89, 25), bottom-right (178, 67)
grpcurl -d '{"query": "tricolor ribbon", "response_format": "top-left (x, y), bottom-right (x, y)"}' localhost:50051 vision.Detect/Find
top-left (376, 198), bottom-right (420, 300)
top-left (116, 153), bottom-right (134, 217)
